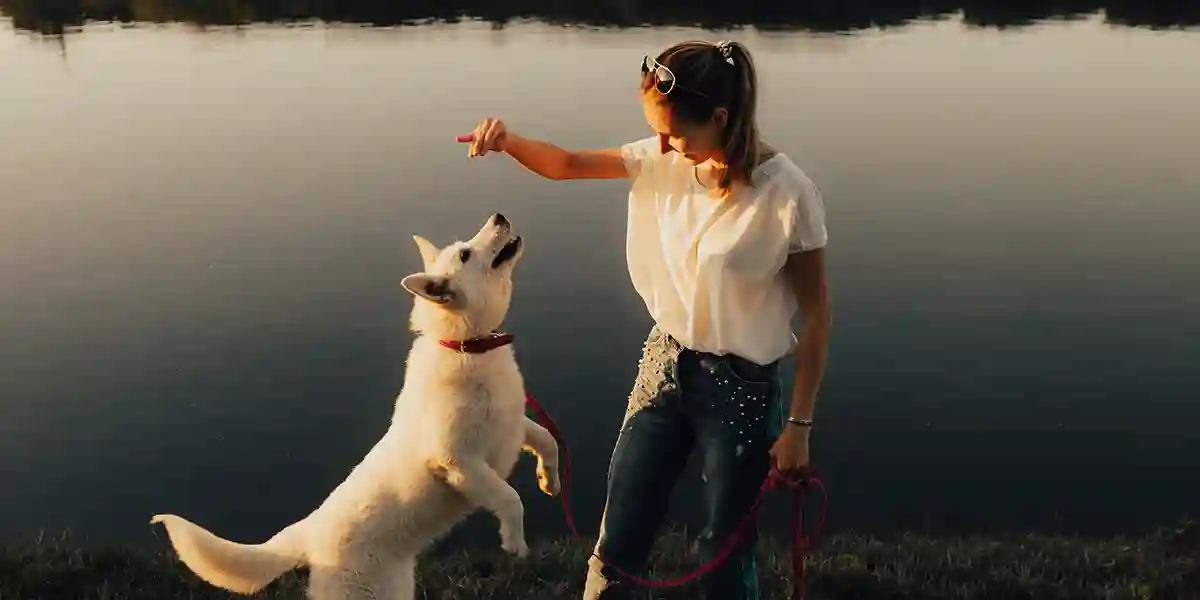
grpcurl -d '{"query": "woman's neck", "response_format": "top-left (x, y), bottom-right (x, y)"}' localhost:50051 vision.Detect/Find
top-left (698, 142), bottom-right (775, 183)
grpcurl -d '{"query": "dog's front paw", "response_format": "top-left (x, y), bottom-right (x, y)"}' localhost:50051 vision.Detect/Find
top-left (500, 526), bottom-right (529, 559)
top-left (538, 467), bottom-right (561, 497)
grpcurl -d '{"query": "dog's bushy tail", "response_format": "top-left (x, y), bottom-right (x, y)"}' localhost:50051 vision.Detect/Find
top-left (150, 514), bottom-right (304, 594)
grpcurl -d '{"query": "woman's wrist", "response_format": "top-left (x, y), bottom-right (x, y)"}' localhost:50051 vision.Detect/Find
top-left (499, 132), bottom-right (522, 154)
top-left (786, 416), bottom-right (813, 428)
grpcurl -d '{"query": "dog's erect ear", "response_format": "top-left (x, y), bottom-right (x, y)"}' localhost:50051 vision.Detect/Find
top-left (413, 235), bottom-right (440, 270)
top-left (401, 273), bottom-right (456, 305)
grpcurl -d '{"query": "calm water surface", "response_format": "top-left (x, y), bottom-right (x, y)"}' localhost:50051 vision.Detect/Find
top-left (1, 8), bottom-right (1198, 545)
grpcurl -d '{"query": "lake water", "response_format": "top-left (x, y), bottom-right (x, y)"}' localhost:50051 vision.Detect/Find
top-left (2, 3), bottom-right (1198, 546)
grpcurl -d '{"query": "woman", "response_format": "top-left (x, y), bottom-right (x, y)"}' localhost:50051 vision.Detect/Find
top-left (459, 39), bottom-right (831, 600)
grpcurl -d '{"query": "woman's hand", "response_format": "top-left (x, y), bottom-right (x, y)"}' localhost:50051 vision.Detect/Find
top-left (769, 424), bottom-right (811, 478)
top-left (457, 118), bottom-right (509, 158)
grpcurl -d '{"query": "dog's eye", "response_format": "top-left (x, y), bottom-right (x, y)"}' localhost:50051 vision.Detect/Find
top-left (458, 248), bottom-right (471, 263)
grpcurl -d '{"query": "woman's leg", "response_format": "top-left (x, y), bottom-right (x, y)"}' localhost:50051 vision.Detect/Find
top-left (583, 329), bottom-right (694, 600)
top-left (682, 351), bottom-right (784, 600)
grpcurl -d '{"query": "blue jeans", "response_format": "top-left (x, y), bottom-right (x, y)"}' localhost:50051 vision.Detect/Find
top-left (583, 327), bottom-right (785, 600)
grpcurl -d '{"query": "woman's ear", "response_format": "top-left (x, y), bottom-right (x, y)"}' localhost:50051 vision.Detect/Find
top-left (712, 107), bottom-right (729, 130)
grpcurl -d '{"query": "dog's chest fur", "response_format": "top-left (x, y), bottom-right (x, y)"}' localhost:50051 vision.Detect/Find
top-left (394, 338), bottom-right (527, 475)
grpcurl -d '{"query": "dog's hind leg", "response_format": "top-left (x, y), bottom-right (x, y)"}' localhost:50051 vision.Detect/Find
top-left (430, 457), bottom-right (528, 558)
top-left (305, 567), bottom-right (348, 600)
top-left (522, 417), bottom-right (561, 497)
top-left (307, 564), bottom-right (388, 600)
top-left (381, 556), bottom-right (416, 600)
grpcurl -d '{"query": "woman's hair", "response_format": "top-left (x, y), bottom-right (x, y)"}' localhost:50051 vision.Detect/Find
top-left (641, 40), bottom-right (760, 195)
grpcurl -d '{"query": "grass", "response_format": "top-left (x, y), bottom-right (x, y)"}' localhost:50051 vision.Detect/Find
top-left (1, 520), bottom-right (1197, 600)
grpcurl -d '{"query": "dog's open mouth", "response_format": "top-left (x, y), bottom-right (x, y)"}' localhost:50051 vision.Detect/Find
top-left (492, 236), bottom-right (522, 268)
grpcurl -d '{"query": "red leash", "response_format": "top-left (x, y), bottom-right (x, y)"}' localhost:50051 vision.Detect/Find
top-left (526, 392), bottom-right (827, 600)
top-left (438, 333), bottom-right (827, 599)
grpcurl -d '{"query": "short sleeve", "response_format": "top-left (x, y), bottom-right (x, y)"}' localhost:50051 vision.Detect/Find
top-left (620, 135), bottom-right (662, 180)
top-left (786, 175), bottom-right (828, 253)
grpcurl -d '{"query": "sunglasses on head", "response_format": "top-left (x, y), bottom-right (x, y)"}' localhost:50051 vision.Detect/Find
top-left (641, 55), bottom-right (709, 97)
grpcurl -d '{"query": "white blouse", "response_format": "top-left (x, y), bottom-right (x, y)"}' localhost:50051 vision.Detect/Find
top-left (621, 136), bottom-right (828, 366)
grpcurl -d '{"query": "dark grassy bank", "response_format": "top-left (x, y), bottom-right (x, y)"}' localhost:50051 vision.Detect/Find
top-left (2, 521), bottom-right (1197, 600)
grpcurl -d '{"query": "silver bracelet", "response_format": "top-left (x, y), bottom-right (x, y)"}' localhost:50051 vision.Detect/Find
top-left (786, 417), bottom-right (813, 428)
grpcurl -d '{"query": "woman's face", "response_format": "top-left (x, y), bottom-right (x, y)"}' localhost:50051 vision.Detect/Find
top-left (640, 91), bottom-right (727, 165)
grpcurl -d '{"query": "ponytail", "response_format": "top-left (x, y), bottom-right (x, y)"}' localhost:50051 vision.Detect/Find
top-left (715, 41), bottom-right (760, 197)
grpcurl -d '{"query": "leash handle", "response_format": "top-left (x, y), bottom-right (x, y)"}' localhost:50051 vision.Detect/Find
top-left (524, 393), bottom-right (826, 600)
top-left (774, 470), bottom-right (827, 600)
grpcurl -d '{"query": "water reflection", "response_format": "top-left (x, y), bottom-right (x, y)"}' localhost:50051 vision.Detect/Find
top-left (0, 5), bottom-right (1197, 545)
top-left (3, 0), bottom-right (1200, 36)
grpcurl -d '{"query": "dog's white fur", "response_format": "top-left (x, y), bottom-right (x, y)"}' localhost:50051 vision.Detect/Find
top-left (151, 214), bottom-right (560, 599)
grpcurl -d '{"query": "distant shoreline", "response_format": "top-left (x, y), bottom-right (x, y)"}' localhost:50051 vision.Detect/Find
top-left (4, 520), bottom-right (1195, 599)
top-left (4, 1), bottom-right (1199, 38)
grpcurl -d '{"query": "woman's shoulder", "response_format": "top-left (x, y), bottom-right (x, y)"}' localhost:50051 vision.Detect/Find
top-left (753, 152), bottom-right (828, 252)
top-left (753, 152), bottom-right (822, 208)
top-left (621, 135), bottom-right (662, 159)
top-left (621, 135), bottom-right (686, 179)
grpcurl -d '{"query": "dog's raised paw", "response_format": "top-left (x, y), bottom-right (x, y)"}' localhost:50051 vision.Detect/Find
top-left (538, 469), bottom-right (561, 497)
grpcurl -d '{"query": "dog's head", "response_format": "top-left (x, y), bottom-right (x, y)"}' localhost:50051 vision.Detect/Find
top-left (401, 213), bottom-right (525, 339)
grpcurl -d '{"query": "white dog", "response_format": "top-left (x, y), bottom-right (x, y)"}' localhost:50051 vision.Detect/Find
top-left (151, 213), bottom-right (561, 599)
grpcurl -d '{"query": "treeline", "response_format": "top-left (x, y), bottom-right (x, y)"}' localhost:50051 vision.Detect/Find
top-left (3, 0), bottom-right (1198, 35)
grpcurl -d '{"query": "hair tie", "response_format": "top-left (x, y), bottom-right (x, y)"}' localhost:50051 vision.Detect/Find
top-left (715, 40), bottom-right (735, 66)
